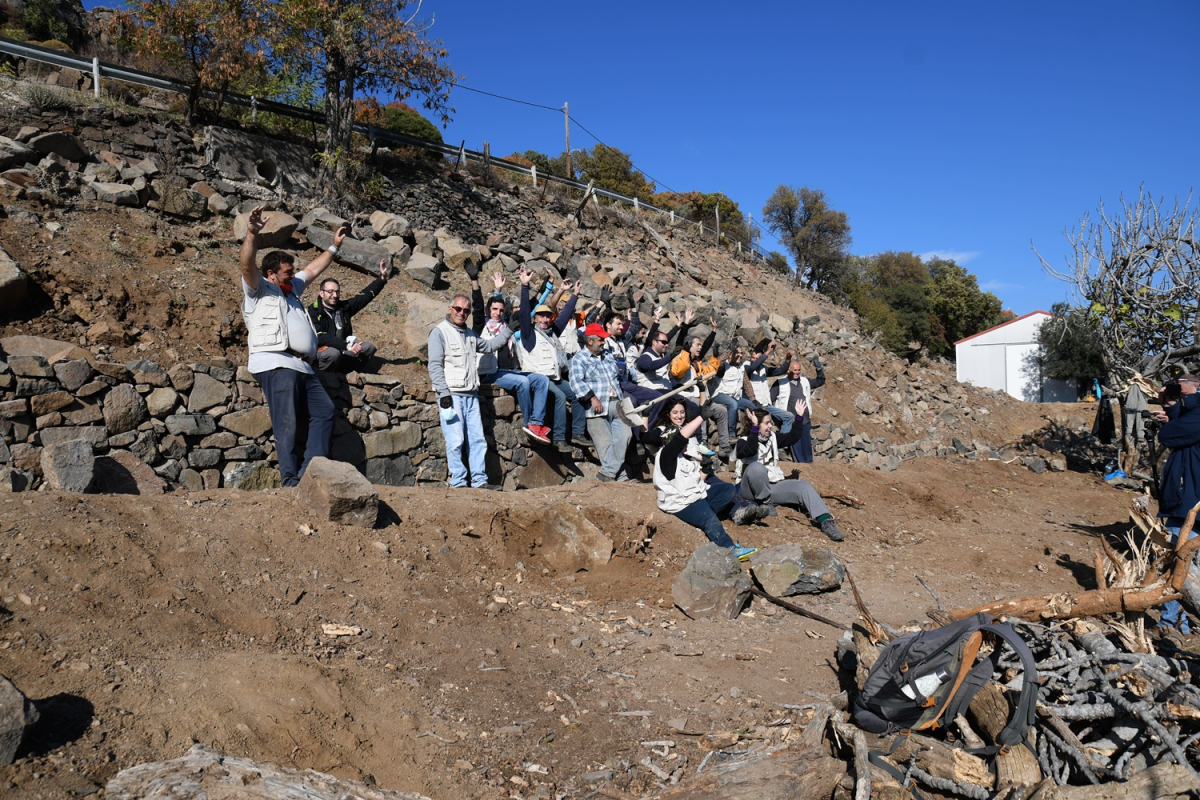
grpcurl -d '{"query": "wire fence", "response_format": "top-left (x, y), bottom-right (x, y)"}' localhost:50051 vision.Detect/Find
top-left (0, 35), bottom-right (774, 264)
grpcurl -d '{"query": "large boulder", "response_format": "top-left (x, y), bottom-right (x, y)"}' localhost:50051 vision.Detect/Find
top-left (0, 136), bottom-right (36, 171)
top-left (369, 210), bottom-right (412, 239)
top-left (224, 460), bottom-right (280, 490)
top-left (41, 440), bottom-right (95, 492)
top-left (749, 544), bottom-right (845, 597)
top-left (398, 292), bottom-right (450, 359)
top-left (92, 450), bottom-right (166, 495)
top-left (437, 233), bottom-right (478, 272)
top-left (103, 384), bottom-right (149, 435)
top-left (187, 372), bottom-right (231, 412)
top-left (204, 126), bottom-right (317, 196)
top-left (514, 449), bottom-right (569, 489)
top-left (149, 177), bottom-right (208, 219)
top-left (219, 406), bottom-right (272, 438)
top-left (540, 502), bottom-right (614, 573)
top-left (233, 210), bottom-right (299, 248)
top-left (671, 544), bottom-right (752, 620)
top-left (306, 227), bottom-right (391, 273)
top-left (0, 673), bottom-right (39, 766)
top-left (28, 131), bottom-right (89, 163)
top-left (0, 335), bottom-right (89, 364)
top-left (91, 182), bottom-right (141, 206)
top-left (106, 743), bottom-right (432, 800)
top-left (0, 245), bottom-right (28, 316)
top-left (362, 423), bottom-right (422, 458)
top-left (405, 251), bottom-right (441, 288)
top-left (297, 457), bottom-right (378, 528)
top-left (166, 414), bottom-right (218, 436)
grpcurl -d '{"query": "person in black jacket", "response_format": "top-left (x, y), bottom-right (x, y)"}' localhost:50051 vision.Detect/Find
top-left (1154, 374), bottom-right (1200, 634)
top-left (309, 257), bottom-right (390, 373)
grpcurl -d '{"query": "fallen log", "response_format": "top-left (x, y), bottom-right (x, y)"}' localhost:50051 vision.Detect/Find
top-left (1026, 762), bottom-right (1199, 800)
top-left (966, 682), bottom-right (1042, 789)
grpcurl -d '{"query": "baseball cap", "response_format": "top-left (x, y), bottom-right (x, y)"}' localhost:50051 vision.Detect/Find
top-left (583, 323), bottom-right (609, 338)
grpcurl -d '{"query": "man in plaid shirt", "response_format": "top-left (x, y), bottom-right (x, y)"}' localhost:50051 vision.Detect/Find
top-left (569, 323), bottom-right (632, 482)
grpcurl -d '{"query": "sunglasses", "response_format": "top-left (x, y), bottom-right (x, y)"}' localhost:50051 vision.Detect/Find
top-left (450, 305), bottom-right (470, 313)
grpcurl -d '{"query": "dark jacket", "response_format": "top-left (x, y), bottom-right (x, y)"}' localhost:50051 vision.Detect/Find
top-left (1158, 393), bottom-right (1200, 518)
top-left (308, 275), bottom-right (387, 351)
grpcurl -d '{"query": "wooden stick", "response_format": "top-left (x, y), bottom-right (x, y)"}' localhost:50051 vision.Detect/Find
top-left (749, 587), bottom-right (847, 629)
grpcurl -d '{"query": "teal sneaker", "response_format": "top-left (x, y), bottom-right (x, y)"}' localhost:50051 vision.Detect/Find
top-left (731, 545), bottom-right (757, 562)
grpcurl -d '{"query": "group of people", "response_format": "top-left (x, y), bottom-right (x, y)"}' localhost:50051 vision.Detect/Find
top-left (237, 211), bottom-right (844, 561)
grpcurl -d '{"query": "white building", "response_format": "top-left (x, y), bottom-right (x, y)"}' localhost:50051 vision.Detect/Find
top-left (955, 311), bottom-right (1079, 402)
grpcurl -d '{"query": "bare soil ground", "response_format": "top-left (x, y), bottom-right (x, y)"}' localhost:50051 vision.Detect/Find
top-left (0, 455), bottom-right (1140, 798)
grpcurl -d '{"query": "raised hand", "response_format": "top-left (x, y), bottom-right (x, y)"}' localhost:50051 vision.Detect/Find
top-left (493, 271), bottom-right (506, 290)
top-left (333, 223), bottom-right (350, 248)
top-left (247, 205), bottom-right (267, 233)
top-left (559, 278), bottom-right (575, 294)
top-left (794, 397), bottom-right (808, 418)
top-left (519, 265), bottom-right (533, 285)
top-left (379, 257), bottom-right (390, 281)
top-left (684, 306), bottom-right (696, 325)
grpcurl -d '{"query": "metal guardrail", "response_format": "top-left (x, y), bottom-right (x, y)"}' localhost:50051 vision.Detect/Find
top-left (0, 35), bottom-right (771, 263)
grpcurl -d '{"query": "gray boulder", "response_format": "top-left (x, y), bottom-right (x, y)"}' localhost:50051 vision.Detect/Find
top-left (306, 227), bottom-right (390, 273)
top-left (540, 502), bottom-right (614, 573)
top-left (297, 456), bottom-right (378, 528)
top-left (91, 182), bottom-right (141, 206)
top-left (233, 210), bottom-right (299, 248)
top-left (0, 245), bottom-right (28, 316)
top-left (187, 372), bottom-right (231, 412)
top-left (41, 440), bottom-right (95, 492)
top-left (166, 414), bottom-right (218, 436)
top-left (369, 210), bottom-right (412, 239)
top-left (0, 673), bottom-right (39, 766)
top-left (28, 131), bottom-right (89, 163)
top-left (224, 461), bottom-right (281, 490)
top-left (672, 544), bottom-right (752, 620)
top-left (405, 251), bottom-right (441, 287)
top-left (0, 136), bottom-right (36, 170)
top-left (102, 384), bottom-right (148, 435)
top-left (749, 544), bottom-right (845, 597)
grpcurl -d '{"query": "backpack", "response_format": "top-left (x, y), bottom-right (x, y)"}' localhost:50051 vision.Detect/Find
top-left (852, 612), bottom-right (1038, 754)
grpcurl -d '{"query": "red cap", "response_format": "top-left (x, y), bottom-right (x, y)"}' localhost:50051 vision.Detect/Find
top-left (583, 323), bottom-right (609, 339)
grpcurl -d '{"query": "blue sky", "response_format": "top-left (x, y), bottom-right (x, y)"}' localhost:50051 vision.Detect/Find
top-left (85, 1), bottom-right (1200, 315)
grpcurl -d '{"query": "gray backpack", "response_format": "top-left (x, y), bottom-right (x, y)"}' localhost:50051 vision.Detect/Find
top-left (852, 612), bottom-right (1038, 753)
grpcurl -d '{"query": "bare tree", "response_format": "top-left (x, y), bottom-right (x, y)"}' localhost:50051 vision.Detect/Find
top-left (1036, 187), bottom-right (1200, 384)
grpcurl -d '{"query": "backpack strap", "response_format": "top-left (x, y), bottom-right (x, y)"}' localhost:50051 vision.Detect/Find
top-left (914, 630), bottom-right (984, 732)
top-left (983, 623), bottom-right (1039, 750)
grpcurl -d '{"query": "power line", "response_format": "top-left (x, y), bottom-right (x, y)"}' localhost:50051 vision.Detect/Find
top-left (567, 114), bottom-right (676, 195)
top-left (455, 82), bottom-right (563, 112)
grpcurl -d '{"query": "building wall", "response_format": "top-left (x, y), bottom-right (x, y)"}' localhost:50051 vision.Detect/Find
top-left (955, 313), bottom-right (1079, 402)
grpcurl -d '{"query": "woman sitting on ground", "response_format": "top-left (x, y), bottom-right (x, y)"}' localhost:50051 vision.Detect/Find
top-left (647, 397), bottom-right (765, 561)
top-left (734, 399), bottom-right (845, 542)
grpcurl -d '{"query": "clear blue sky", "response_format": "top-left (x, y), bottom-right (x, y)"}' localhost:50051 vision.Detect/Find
top-left (84, 1), bottom-right (1200, 315)
top-left (423, 1), bottom-right (1200, 316)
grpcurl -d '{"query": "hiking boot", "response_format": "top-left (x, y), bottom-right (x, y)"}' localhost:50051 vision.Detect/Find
top-left (820, 519), bottom-right (845, 542)
top-left (555, 441), bottom-right (574, 455)
top-left (523, 424), bottom-right (551, 445)
top-left (480, 483), bottom-right (504, 491)
top-left (762, 503), bottom-right (778, 517)
top-left (597, 473), bottom-right (615, 482)
top-left (731, 545), bottom-right (757, 562)
top-left (731, 503), bottom-right (765, 526)
top-left (697, 442), bottom-right (717, 457)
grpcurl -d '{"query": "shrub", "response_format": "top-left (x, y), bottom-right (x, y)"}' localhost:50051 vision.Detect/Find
top-left (22, 82), bottom-right (73, 111)
top-left (36, 38), bottom-right (72, 52)
top-left (21, 0), bottom-right (67, 42)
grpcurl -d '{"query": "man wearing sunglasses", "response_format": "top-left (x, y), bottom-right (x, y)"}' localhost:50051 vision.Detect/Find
top-left (428, 294), bottom-right (519, 489)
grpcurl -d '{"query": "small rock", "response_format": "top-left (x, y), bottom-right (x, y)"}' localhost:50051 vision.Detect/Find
top-left (297, 457), bottom-right (378, 528)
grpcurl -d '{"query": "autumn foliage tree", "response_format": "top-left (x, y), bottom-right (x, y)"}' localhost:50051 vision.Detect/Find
top-left (107, 0), bottom-right (265, 123)
top-left (265, 0), bottom-right (455, 177)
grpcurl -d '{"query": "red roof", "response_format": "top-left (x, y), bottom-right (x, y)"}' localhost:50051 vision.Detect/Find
top-left (953, 310), bottom-right (1055, 346)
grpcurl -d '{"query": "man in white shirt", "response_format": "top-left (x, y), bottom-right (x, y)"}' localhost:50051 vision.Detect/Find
top-left (240, 206), bottom-right (348, 487)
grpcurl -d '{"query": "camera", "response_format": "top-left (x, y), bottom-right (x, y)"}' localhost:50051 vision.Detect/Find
top-left (1163, 382), bottom-right (1183, 401)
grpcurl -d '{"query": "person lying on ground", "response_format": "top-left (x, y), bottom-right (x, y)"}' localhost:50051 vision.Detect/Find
top-left (734, 402), bottom-right (845, 542)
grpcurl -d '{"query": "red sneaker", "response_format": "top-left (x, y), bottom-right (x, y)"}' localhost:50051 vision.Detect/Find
top-left (523, 424), bottom-right (552, 445)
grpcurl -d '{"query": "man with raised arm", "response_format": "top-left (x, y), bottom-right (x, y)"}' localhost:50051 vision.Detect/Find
top-left (308, 257), bottom-right (390, 373)
top-left (240, 206), bottom-right (346, 487)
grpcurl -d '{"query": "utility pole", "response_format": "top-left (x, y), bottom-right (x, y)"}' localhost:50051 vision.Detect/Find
top-left (564, 102), bottom-right (571, 180)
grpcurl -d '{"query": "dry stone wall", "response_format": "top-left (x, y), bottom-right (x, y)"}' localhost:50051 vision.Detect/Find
top-left (0, 335), bottom-right (561, 494)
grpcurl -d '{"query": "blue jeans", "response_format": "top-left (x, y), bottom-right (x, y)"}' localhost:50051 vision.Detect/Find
top-left (1161, 517), bottom-right (1197, 633)
top-left (588, 400), bottom-right (632, 478)
top-left (441, 393), bottom-right (488, 488)
top-left (482, 369), bottom-right (548, 427)
top-left (255, 367), bottom-right (335, 488)
top-left (547, 378), bottom-right (587, 441)
top-left (765, 405), bottom-right (793, 435)
top-left (712, 393), bottom-right (758, 437)
top-left (672, 480), bottom-right (738, 549)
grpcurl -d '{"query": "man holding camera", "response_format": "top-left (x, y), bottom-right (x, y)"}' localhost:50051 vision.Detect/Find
top-left (1153, 374), bottom-right (1200, 635)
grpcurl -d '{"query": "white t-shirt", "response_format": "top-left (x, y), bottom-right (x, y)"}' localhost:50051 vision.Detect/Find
top-left (242, 275), bottom-right (317, 375)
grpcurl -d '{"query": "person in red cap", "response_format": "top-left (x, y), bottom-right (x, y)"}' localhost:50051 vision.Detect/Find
top-left (569, 323), bottom-right (632, 481)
